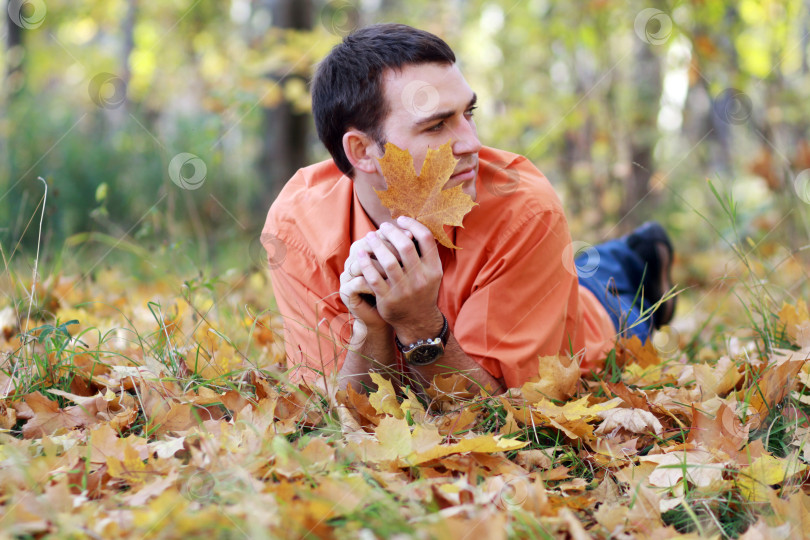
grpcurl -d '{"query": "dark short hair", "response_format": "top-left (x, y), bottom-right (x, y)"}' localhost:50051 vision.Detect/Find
top-left (311, 24), bottom-right (456, 177)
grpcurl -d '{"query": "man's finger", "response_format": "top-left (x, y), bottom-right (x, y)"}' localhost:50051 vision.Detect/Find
top-left (396, 215), bottom-right (439, 265)
top-left (366, 231), bottom-right (405, 284)
top-left (378, 221), bottom-right (421, 269)
top-left (347, 257), bottom-right (385, 279)
top-left (358, 249), bottom-right (390, 296)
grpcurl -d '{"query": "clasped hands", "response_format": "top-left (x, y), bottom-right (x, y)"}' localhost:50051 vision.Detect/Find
top-left (339, 216), bottom-right (444, 344)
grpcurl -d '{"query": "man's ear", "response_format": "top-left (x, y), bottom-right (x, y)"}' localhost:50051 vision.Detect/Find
top-left (342, 130), bottom-right (382, 175)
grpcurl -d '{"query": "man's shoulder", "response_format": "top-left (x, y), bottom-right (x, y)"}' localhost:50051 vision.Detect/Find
top-left (477, 147), bottom-right (564, 217)
top-left (270, 158), bottom-right (346, 209)
top-left (263, 158), bottom-right (353, 268)
top-left (267, 159), bottom-right (351, 227)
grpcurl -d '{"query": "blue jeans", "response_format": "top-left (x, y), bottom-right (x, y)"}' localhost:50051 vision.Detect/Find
top-left (575, 239), bottom-right (653, 342)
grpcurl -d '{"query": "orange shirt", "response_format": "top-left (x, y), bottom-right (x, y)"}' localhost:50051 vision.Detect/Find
top-left (262, 146), bottom-right (616, 388)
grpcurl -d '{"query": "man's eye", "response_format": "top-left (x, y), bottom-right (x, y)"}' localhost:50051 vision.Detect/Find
top-left (427, 121), bottom-right (445, 132)
top-left (465, 106), bottom-right (477, 117)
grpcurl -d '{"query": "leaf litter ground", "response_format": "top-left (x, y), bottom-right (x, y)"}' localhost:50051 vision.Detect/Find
top-left (1, 246), bottom-right (810, 539)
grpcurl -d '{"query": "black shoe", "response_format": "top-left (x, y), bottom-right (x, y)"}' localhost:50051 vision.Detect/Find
top-left (625, 221), bottom-right (677, 329)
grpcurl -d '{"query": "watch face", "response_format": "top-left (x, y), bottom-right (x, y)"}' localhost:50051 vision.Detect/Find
top-left (407, 344), bottom-right (444, 366)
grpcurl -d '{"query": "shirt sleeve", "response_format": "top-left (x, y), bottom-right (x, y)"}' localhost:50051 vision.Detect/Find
top-left (451, 208), bottom-right (580, 389)
top-left (264, 234), bottom-right (353, 385)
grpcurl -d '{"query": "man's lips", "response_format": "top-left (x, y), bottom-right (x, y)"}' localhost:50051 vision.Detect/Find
top-left (449, 165), bottom-right (476, 183)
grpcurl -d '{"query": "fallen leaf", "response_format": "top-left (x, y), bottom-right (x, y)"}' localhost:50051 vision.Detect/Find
top-left (642, 450), bottom-right (727, 491)
top-left (21, 391), bottom-right (95, 438)
top-left (693, 356), bottom-right (743, 398)
top-left (595, 408), bottom-right (663, 437)
top-left (745, 355), bottom-right (804, 429)
top-left (412, 433), bottom-right (527, 464)
top-left (533, 395), bottom-right (623, 422)
top-left (340, 385), bottom-right (382, 427)
top-left (514, 449), bottom-right (554, 470)
top-left (736, 453), bottom-right (807, 502)
top-left (376, 141), bottom-right (477, 249)
top-left (106, 444), bottom-right (151, 486)
top-left (0, 400), bottom-right (16, 429)
top-left (686, 403), bottom-right (748, 462)
top-left (520, 354), bottom-right (580, 402)
top-left (778, 300), bottom-right (810, 348)
top-left (368, 373), bottom-right (403, 419)
top-left (89, 423), bottom-right (149, 464)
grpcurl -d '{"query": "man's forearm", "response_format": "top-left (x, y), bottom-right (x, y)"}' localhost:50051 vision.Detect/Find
top-left (405, 333), bottom-right (505, 395)
top-left (338, 324), bottom-right (397, 393)
top-left (394, 308), bottom-right (505, 395)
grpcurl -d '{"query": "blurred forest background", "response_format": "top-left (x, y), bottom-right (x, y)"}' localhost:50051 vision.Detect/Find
top-left (2, 0), bottom-right (810, 281)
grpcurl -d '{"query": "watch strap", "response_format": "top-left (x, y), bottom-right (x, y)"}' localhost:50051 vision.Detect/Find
top-left (395, 314), bottom-right (449, 353)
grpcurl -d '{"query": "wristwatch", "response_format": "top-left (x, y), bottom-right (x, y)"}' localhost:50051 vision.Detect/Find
top-left (395, 314), bottom-right (449, 366)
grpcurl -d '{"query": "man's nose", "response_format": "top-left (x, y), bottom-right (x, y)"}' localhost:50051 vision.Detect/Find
top-left (452, 118), bottom-right (482, 156)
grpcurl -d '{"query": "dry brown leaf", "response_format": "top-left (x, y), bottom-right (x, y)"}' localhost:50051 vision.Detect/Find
top-left (339, 385), bottom-right (382, 427)
top-left (435, 407), bottom-right (478, 436)
top-left (514, 449), bottom-right (554, 470)
top-left (88, 423), bottom-right (149, 464)
top-left (425, 373), bottom-right (478, 408)
top-left (618, 335), bottom-right (662, 368)
top-left (693, 356), bottom-right (743, 398)
top-left (0, 400), bottom-right (17, 429)
top-left (641, 450), bottom-right (727, 491)
top-left (686, 403), bottom-right (749, 462)
top-left (746, 355), bottom-right (804, 429)
top-left (595, 408), bottom-right (663, 437)
top-left (603, 380), bottom-right (651, 410)
top-left (147, 402), bottom-right (198, 437)
top-left (376, 141), bottom-right (477, 249)
top-left (21, 391), bottom-right (95, 438)
top-left (778, 300), bottom-right (810, 348)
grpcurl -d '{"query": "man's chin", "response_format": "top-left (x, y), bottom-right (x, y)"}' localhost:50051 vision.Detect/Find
top-left (462, 180), bottom-right (477, 201)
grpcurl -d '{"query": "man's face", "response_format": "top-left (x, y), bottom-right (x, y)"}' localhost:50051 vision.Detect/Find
top-left (373, 62), bottom-right (482, 200)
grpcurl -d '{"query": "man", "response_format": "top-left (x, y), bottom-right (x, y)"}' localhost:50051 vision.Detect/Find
top-left (262, 24), bottom-right (675, 394)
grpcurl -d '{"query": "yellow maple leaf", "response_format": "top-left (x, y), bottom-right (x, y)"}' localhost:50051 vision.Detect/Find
top-left (376, 141), bottom-right (477, 249)
top-left (412, 433), bottom-right (527, 464)
top-left (520, 355), bottom-right (580, 402)
top-left (532, 395), bottom-right (623, 422)
top-left (368, 373), bottom-right (404, 419)
top-left (737, 454), bottom-right (807, 502)
top-left (106, 444), bottom-right (149, 486)
top-left (374, 415), bottom-right (413, 460)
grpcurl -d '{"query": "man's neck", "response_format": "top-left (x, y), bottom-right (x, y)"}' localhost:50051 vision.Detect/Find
top-left (352, 175), bottom-right (392, 229)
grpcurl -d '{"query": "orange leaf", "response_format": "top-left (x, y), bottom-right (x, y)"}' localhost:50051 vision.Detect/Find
top-left (376, 141), bottom-right (477, 249)
top-left (21, 391), bottom-right (95, 438)
top-left (686, 403), bottom-right (749, 462)
top-left (778, 300), bottom-right (810, 348)
top-left (746, 355), bottom-right (804, 429)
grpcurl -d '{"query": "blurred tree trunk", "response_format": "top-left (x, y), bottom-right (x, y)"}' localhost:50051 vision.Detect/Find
top-left (118, 0), bottom-right (137, 116)
top-left (5, 12), bottom-right (23, 90)
top-left (3, 11), bottom-right (25, 237)
top-left (258, 0), bottom-right (313, 206)
top-left (621, 37), bottom-right (663, 228)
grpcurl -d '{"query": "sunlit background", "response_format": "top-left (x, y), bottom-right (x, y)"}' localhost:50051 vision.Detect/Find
top-left (2, 0), bottom-right (809, 288)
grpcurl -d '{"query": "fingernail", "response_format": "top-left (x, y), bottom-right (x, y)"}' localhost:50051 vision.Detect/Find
top-left (380, 221), bottom-right (392, 230)
top-left (397, 216), bottom-right (408, 225)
